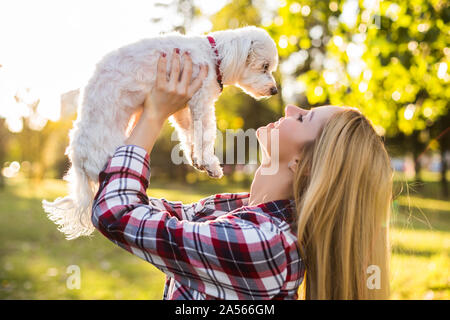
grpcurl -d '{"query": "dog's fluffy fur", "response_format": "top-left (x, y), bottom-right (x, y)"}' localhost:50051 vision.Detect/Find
top-left (42, 26), bottom-right (279, 239)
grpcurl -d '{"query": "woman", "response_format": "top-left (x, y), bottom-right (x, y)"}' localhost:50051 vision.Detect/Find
top-left (92, 49), bottom-right (393, 300)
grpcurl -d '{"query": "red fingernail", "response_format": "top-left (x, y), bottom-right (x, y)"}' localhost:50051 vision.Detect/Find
top-left (175, 48), bottom-right (180, 54)
top-left (161, 52), bottom-right (166, 57)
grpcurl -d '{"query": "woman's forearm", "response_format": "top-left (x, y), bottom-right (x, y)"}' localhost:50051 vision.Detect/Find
top-left (125, 110), bottom-right (165, 154)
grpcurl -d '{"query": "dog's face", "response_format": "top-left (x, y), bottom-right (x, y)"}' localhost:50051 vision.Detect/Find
top-left (236, 33), bottom-right (279, 99)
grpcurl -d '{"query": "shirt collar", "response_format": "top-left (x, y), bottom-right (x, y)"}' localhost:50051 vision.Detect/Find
top-left (236, 198), bottom-right (297, 226)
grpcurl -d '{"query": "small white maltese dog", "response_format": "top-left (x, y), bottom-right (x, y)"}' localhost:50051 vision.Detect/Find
top-left (42, 26), bottom-right (279, 239)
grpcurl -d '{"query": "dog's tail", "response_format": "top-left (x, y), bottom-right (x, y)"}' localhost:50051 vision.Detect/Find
top-left (42, 160), bottom-right (97, 240)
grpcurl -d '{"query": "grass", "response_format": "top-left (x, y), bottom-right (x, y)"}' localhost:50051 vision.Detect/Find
top-left (0, 173), bottom-right (448, 300)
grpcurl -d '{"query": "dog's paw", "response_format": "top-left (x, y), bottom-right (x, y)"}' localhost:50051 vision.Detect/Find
top-left (192, 156), bottom-right (204, 171)
top-left (204, 161), bottom-right (223, 179)
top-left (192, 157), bottom-right (223, 178)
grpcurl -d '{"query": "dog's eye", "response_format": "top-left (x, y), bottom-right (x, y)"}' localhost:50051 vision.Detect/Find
top-left (297, 114), bottom-right (303, 122)
top-left (263, 63), bottom-right (269, 71)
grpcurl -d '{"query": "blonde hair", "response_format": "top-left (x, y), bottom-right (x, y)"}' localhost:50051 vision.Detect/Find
top-left (293, 108), bottom-right (393, 300)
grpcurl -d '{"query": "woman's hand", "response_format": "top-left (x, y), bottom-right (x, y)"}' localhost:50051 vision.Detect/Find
top-left (125, 48), bottom-right (208, 154)
top-left (142, 48), bottom-right (209, 124)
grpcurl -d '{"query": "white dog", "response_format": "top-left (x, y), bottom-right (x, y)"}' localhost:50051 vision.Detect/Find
top-left (42, 26), bottom-right (279, 239)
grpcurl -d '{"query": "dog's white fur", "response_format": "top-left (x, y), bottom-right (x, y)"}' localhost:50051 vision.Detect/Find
top-left (42, 26), bottom-right (279, 239)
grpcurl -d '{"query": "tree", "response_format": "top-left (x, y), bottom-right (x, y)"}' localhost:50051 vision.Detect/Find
top-left (267, 0), bottom-right (449, 187)
top-left (0, 118), bottom-right (11, 189)
top-left (151, 0), bottom-right (197, 34)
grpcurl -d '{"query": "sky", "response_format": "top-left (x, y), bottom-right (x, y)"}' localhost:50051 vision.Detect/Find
top-left (0, 0), bottom-right (227, 125)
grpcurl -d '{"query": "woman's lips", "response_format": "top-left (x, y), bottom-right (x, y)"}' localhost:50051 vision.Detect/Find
top-left (266, 117), bottom-right (283, 129)
top-left (276, 117), bottom-right (285, 126)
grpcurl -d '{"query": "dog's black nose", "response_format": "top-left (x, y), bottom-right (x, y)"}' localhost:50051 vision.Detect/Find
top-left (270, 86), bottom-right (278, 95)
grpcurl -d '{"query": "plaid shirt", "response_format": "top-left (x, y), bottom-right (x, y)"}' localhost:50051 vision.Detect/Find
top-left (92, 145), bottom-right (304, 300)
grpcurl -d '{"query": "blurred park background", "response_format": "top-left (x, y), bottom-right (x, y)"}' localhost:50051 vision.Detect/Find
top-left (0, 0), bottom-right (449, 299)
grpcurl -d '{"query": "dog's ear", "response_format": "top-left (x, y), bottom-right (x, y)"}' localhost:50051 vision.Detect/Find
top-left (246, 40), bottom-right (255, 65)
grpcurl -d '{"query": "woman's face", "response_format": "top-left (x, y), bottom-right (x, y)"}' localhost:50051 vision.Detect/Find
top-left (256, 105), bottom-right (344, 163)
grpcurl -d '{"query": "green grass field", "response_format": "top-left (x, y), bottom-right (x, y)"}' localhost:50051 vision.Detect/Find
top-left (0, 174), bottom-right (448, 300)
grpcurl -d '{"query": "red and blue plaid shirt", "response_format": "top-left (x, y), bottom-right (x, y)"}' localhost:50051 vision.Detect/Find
top-left (92, 145), bottom-right (304, 300)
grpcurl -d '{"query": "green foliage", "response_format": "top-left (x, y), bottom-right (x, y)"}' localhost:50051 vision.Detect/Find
top-left (267, 0), bottom-right (449, 140)
top-left (2, 0), bottom-right (448, 183)
top-left (211, 0), bottom-right (261, 30)
top-left (0, 0), bottom-right (448, 300)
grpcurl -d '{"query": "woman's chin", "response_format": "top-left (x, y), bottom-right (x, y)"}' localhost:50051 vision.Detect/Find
top-left (257, 123), bottom-right (273, 135)
top-left (256, 126), bottom-right (266, 141)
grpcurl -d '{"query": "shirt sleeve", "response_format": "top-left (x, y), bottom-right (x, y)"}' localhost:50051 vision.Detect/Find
top-left (91, 145), bottom-right (288, 300)
top-left (147, 192), bottom-right (250, 223)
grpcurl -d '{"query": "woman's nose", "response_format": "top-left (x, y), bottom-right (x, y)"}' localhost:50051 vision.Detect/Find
top-left (284, 104), bottom-right (304, 116)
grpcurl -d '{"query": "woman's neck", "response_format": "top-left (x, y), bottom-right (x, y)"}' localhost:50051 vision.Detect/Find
top-left (248, 160), bottom-right (294, 206)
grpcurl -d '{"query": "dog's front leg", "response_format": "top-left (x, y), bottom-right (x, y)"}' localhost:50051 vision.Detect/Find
top-left (169, 107), bottom-right (193, 164)
top-left (188, 98), bottom-right (223, 178)
top-left (200, 104), bottom-right (223, 178)
top-left (189, 101), bottom-right (205, 171)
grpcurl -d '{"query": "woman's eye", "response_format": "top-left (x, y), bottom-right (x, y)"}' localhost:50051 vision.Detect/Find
top-left (263, 63), bottom-right (269, 71)
top-left (298, 114), bottom-right (303, 122)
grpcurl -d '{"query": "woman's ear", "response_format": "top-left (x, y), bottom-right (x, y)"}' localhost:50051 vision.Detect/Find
top-left (288, 157), bottom-right (299, 173)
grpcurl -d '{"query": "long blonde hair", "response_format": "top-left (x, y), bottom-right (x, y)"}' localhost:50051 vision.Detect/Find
top-left (293, 108), bottom-right (393, 300)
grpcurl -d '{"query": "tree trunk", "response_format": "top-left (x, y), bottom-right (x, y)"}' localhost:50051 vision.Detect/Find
top-left (412, 131), bottom-right (423, 185)
top-left (0, 169), bottom-right (4, 189)
top-left (441, 143), bottom-right (448, 198)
